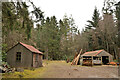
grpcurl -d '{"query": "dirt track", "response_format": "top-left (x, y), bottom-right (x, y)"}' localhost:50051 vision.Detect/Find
top-left (41, 61), bottom-right (118, 78)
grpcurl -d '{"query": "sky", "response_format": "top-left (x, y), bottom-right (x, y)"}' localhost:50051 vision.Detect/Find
top-left (29, 0), bottom-right (105, 31)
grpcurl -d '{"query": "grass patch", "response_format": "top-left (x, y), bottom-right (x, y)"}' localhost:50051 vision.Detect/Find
top-left (2, 66), bottom-right (46, 78)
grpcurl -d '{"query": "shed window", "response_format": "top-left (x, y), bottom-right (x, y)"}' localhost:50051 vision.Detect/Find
top-left (16, 52), bottom-right (21, 61)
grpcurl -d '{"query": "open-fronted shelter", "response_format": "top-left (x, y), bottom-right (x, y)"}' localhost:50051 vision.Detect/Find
top-left (80, 50), bottom-right (113, 66)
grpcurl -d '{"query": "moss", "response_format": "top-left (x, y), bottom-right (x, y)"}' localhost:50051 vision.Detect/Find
top-left (2, 67), bottom-right (46, 78)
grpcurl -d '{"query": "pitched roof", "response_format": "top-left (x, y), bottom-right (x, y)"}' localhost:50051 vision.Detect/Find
top-left (81, 50), bottom-right (104, 56)
top-left (19, 42), bottom-right (43, 54)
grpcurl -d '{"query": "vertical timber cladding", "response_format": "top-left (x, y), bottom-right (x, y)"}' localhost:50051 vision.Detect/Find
top-left (33, 53), bottom-right (35, 67)
top-left (33, 53), bottom-right (42, 67)
top-left (7, 42), bottom-right (43, 68)
top-left (33, 53), bottom-right (36, 67)
top-left (39, 54), bottom-right (43, 67)
top-left (98, 51), bottom-right (113, 63)
top-left (7, 43), bottom-right (33, 68)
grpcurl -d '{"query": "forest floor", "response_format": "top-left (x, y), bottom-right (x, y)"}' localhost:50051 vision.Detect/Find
top-left (2, 60), bottom-right (119, 78)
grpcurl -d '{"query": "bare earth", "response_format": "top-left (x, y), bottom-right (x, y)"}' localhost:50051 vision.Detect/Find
top-left (41, 61), bottom-right (118, 78)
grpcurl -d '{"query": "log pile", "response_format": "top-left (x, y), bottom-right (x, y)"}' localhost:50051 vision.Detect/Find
top-left (71, 49), bottom-right (82, 65)
top-left (83, 60), bottom-right (92, 66)
top-left (0, 64), bottom-right (15, 73)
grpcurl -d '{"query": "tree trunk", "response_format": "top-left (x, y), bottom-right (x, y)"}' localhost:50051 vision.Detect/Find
top-left (106, 41), bottom-right (109, 52)
top-left (118, 48), bottom-right (120, 63)
top-left (45, 47), bottom-right (48, 60)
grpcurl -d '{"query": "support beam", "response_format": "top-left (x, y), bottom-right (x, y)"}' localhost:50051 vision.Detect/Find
top-left (80, 57), bottom-right (83, 66)
top-left (108, 56), bottom-right (110, 63)
top-left (101, 57), bottom-right (102, 65)
top-left (91, 56), bottom-right (93, 66)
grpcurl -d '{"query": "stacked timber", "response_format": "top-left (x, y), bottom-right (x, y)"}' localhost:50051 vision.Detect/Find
top-left (71, 49), bottom-right (82, 65)
top-left (0, 64), bottom-right (15, 73)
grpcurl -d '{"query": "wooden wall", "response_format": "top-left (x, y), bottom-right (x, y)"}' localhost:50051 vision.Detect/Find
top-left (33, 53), bottom-right (43, 67)
top-left (7, 44), bottom-right (33, 68)
top-left (98, 51), bottom-right (113, 62)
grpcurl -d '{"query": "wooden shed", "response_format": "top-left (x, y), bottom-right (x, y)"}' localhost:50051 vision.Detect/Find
top-left (80, 50), bottom-right (113, 66)
top-left (7, 42), bottom-right (43, 68)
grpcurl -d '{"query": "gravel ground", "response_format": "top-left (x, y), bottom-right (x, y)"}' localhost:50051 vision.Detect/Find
top-left (41, 61), bottom-right (118, 78)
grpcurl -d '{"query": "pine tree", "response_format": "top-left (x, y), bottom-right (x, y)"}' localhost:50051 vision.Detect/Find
top-left (85, 7), bottom-right (100, 51)
top-left (86, 7), bottom-right (100, 29)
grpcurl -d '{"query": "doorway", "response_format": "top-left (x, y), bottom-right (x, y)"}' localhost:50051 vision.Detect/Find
top-left (102, 56), bottom-right (109, 64)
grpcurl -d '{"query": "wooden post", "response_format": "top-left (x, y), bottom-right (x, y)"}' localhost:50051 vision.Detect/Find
top-left (80, 57), bottom-right (83, 66)
top-left (92, 56), bottom-right (93, 66)
top-left (108, 56), bottom-right (110, 63)
top-left (101, 57), bottom-right (102, 65)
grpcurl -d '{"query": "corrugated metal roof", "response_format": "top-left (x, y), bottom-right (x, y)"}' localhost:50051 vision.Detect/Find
top-left (81, 50), bottom-right (104, 56)
top-left (20, 42), bottom-right (43, 54)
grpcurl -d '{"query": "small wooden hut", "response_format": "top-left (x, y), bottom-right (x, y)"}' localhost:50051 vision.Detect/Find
top-left (7, 42), bottom-right (43, 68)
top-left (80, 50), bottom-right (113, 66)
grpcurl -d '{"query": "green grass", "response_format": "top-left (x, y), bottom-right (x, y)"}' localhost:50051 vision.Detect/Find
top-left (2, 60), bottom-right (52, 78)
top-left (2, 67), bottom-right (46, 78)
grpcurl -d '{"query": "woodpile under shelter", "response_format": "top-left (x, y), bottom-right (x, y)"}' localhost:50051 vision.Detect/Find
top-left (7, 42), bottom-right (43, 68)
top-left (80, 50), bottom-right (113, 66)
